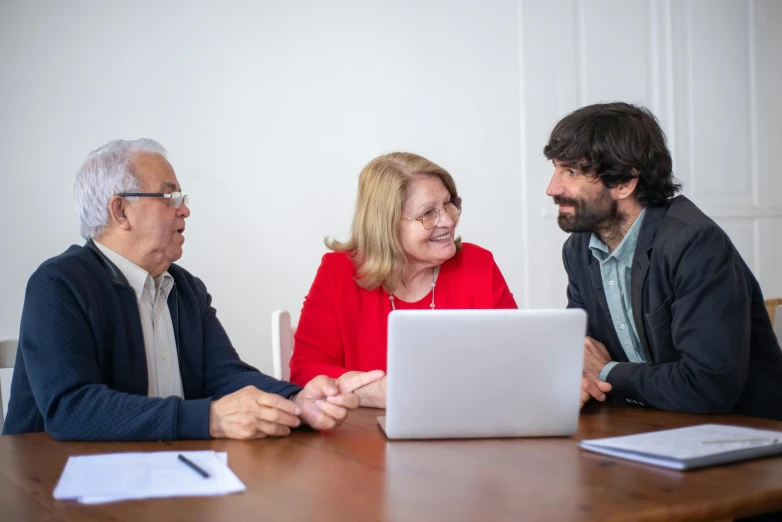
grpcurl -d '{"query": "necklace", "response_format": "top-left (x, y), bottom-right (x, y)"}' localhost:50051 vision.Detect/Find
top-left (389, 266), bottom-right (439, 311)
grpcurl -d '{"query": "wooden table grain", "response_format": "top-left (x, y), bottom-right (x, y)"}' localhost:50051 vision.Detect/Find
top-left (2, 404), bottom-right (782, 522)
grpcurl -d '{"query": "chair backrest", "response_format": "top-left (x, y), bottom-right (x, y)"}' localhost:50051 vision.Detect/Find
top-left (765, 298), bottom-right (782, 328)
top-left (775, 306), bottom-right (782, 348)
top-left (0, 339), bottom-right (18, 431)
top-left (0, 339), bottom-right (16, 370)
top-left (271, 311), bottom-right (295, 381)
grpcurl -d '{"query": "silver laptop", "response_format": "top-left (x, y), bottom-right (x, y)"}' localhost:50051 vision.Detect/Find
top-left (377, 309), bottom-right (586, 439)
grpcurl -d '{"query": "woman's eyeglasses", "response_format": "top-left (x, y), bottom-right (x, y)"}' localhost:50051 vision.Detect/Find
top-left (401, 197), bottom-right (462, 230)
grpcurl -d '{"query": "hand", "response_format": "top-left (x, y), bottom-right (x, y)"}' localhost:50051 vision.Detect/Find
top-left (209, 385), bottom-right (302, 439)
top-left (295, 370), bottom-right (385, 430)
top-left (338, 371), bottom-right (387, 409)
top-left (580, 374), bottom-right (613, 409)
top-left (583, 336), bottom-right (612, 379)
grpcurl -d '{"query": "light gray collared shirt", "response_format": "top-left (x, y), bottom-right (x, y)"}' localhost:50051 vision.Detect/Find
top-left (95, 241), bottom-right (184, 398)
top-left (588, 209), bottom-right (647, 381)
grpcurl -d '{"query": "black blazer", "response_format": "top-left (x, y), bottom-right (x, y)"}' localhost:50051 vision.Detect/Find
top-left (563, 196), bottom-right (782, 420)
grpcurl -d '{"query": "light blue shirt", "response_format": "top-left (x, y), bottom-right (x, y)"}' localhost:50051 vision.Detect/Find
top-left (588, 209), bottom-right (647, 381)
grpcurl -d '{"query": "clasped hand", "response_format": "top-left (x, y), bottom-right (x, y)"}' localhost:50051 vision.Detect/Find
top-left (580, 336), bottom-right (613, 409)
top-left (209, 370), bottom-right (385, 439)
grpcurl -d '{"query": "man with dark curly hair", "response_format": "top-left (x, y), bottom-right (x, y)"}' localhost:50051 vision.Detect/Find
top-left (544, 102), bottom-right (782, 419)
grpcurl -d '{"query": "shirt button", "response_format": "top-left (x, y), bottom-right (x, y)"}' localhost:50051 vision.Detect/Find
top-left (619, 324), bottom-right (626, 330)
top-left (609, 281), bottom-right (614, 286)
top-left (161, 352), bottom-right (167, 359)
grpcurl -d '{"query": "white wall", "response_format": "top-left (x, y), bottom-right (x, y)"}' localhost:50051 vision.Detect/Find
top-left (0, 0), bottom-right (523, 373)
top-left (1, 0), bottom-right (780, 378)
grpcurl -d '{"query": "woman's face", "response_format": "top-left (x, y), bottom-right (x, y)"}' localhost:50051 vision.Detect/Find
top-left (398, 175), bottom-right (459, 268)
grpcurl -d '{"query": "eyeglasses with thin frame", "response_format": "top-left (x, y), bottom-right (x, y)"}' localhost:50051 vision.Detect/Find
top-left (118, 192), bottom-right (190, 208)
top-left (401, 196), bottom-right (462, 230)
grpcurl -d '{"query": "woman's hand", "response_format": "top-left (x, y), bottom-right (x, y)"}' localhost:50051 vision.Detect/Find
top-left (338, 371), bottom-right (387, 409)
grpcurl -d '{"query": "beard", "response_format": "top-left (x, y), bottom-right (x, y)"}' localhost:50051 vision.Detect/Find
top-left (554, 187), bottom-right (620, 233)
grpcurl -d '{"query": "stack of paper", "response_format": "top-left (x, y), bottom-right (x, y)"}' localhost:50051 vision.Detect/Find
top-left (53, 451), bottom-right (246, 504)
top-left (581, 424), bottom-right (782, 470)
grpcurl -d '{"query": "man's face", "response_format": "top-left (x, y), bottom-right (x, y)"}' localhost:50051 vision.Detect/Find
top-left (545, 160), bottom-right (617, 233)
top-left (124, 153), bottom-right (190, 273)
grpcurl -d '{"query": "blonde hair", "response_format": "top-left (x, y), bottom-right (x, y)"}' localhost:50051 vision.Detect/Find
top-left (327, 152), bottom-right (462, 292)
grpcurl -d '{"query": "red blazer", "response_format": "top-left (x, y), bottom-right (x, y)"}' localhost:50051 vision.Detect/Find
top-left (290, 242), bottom-right (518, 385)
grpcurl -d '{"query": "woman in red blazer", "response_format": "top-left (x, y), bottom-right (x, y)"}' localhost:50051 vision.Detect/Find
top-left (290, 152), bottom-right (518, 407)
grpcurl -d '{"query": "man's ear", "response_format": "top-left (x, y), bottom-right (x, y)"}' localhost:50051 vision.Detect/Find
top-left (612, 168), bottom-right (639, 201)
top-left (107, 195), bottom-right (132, 231)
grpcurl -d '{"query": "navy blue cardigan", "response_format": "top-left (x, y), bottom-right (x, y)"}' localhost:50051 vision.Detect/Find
top-left (2, 241), bottom-right (300, 441)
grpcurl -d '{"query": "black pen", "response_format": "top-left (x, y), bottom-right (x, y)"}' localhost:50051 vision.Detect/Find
top-left (178, 453), bottom-right (211, 478)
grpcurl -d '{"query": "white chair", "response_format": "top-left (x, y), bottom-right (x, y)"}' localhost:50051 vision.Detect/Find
top-left (775, 305), bottom-right (782, 347)
top-left (271, 310), bottom-right (295, 381)
top-left (0, 339), bottom-right (18, 432)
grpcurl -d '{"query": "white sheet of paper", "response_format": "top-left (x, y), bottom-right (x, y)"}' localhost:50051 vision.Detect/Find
top-left (54, 451), bottom-right (245, 504)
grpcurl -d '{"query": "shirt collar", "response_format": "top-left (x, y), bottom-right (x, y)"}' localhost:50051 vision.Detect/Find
top-left (94, 241), bottom-right (172, 301)
top-left (588, 208), bottom-right (647, 268)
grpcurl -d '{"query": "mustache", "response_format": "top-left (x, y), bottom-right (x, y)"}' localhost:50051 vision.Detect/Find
top-left (553, 196), bottom-right (579, 207)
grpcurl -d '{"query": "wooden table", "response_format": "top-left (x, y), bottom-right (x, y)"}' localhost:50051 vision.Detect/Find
top-left (2, 404), bottom-right (782, 522)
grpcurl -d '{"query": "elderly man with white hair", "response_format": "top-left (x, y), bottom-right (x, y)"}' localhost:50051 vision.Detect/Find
top-left (3, 139), bottom-right (383, 441)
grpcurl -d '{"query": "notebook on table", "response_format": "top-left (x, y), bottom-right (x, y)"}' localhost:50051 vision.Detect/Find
top-left (580, 424), bottom-right (782, 470)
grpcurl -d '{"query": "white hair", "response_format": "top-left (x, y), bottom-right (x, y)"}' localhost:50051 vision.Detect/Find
top-left (74, 138), bottom-right (167, 240)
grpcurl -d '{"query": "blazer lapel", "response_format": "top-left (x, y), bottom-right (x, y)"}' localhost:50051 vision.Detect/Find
top-left (588, 257), bottom-right (625, 361)
top-left (631, 254), bottom-right (651, 361)
top-left (631, 202), bottom-right (669, 362)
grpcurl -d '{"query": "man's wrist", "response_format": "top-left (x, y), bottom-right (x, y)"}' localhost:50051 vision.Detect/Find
top-left (599, 361), bottom-right (619, 382)
top-left (208, 400), bottom-right (221, 439)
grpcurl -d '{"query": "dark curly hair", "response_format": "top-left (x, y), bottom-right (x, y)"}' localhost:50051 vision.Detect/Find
top-left (543, 102), bottom-right (681, 206)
